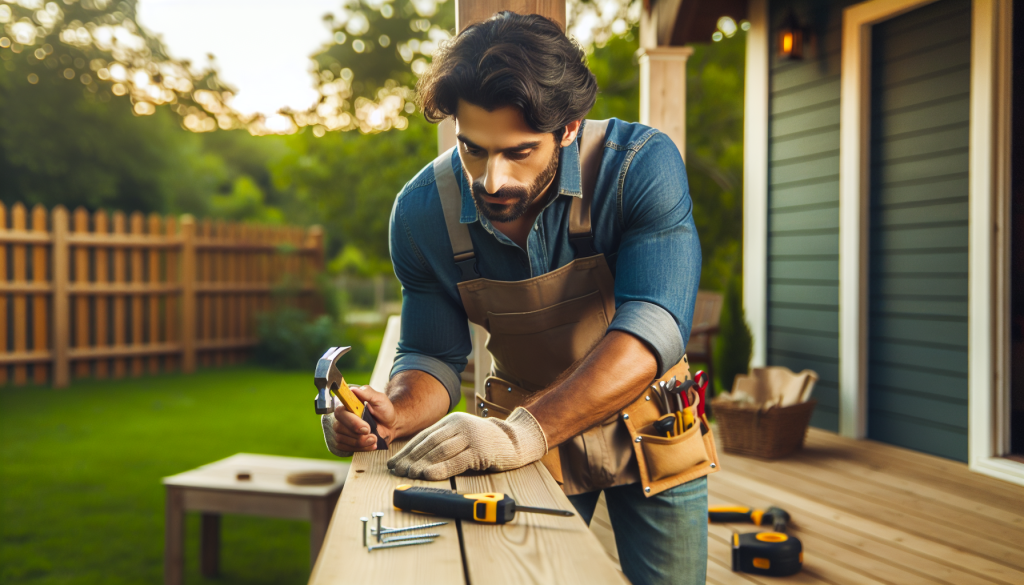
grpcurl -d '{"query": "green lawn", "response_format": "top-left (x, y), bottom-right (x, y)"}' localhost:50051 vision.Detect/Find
top-left (0, 366), bottom-right (379, 585)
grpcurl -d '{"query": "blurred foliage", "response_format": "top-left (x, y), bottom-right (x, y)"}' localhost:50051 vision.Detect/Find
top-left (0, 0), bottom-right (249, 132)
top-left (253, 275), bottom-right (375, 371)
top-left (687, 33), bottom-right (745, 293)
top-left (269, 114), bottom-right (438, 265)
top-left (715, 275), bottom-right (753, 394)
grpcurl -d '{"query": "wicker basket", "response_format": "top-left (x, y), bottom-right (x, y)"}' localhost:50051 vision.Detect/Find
top-left (710, 399), bottom-right (817, 459)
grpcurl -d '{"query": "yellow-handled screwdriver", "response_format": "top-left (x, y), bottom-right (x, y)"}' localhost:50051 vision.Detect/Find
top-left (393, 485), bottom-right (575, 524)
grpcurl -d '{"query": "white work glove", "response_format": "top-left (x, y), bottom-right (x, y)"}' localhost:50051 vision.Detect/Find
top-left (387, 407), bottom-right (548, 481)
top-left (321, 413), bottom-right (353, 458)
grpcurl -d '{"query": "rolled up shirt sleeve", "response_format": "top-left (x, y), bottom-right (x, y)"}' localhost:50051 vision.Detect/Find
top-left (606, 132), bottom-right (701, 376)
top-left (388, 188), bottom-right (471, 411)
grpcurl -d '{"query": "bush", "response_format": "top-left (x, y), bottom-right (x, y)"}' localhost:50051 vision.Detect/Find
top-left (714, 276), bottom-right (753, 394)
top-left (251, 276), bottom-right (374, 372)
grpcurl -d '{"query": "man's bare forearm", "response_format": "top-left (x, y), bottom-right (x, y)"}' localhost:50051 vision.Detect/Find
top-left (523, 331), bottom-right (658, 447)
top-left (386, 369), bottom-right (451, 441)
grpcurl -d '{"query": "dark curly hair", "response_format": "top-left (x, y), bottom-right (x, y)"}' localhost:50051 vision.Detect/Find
top-left (417, 11), bottom-right (598, 134)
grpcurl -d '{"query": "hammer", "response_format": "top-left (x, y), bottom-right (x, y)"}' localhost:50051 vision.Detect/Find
top-left (314, 346), bottom-right (387, 450)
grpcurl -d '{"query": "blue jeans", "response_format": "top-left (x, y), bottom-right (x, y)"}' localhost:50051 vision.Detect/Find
top-left (568, 477), bottom-right (708, 585)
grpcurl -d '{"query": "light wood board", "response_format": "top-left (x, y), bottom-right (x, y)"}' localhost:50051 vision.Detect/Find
top-left (309, 442), bottom-right (465, 585)
top-left (455, 463), bottom-right (628, 585)
top-left (163, 453), bottom-right (348, 497)
top-left (708, 425), bottom-right (1024, 585)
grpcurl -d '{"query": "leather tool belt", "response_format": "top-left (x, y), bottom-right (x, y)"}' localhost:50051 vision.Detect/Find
top-left (474, 357), bottom-right (720, 497)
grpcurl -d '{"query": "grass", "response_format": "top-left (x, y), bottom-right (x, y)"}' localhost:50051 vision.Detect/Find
top-left (0, 366), bottom-right (372, 585)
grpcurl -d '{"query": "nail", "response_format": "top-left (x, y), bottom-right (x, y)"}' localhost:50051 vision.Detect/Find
top-left (374, 512), bottom-right (384, 543)
top-left (360, 517), bottom-right (368, 547)
top-left (383, 533), bottom-right (440, 543)
top-left (373, 521), bottom-right (448, 536)
top-left (367, 538), bottom-right (435, 552)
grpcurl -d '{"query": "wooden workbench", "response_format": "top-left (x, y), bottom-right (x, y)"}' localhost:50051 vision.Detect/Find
top-left (309, 442), bottom-right (628, 585)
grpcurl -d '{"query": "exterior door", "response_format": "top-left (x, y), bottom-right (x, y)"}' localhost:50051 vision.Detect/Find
top-left (866, 0), bottom-right (971, 461)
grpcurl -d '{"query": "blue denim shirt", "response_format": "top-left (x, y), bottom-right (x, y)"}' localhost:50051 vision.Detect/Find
top-left (388, 119), bottom-right (702, 409)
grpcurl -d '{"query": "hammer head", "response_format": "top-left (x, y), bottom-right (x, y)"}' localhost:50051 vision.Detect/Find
top-left (314, 346), bottom-right (350, 414)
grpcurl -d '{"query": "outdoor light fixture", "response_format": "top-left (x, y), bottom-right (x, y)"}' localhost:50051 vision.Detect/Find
top-left (778, 10), bottom-right (804, 60)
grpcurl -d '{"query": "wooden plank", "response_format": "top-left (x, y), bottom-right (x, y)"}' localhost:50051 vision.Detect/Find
top-left (112, 211), bottom-right (127, 379)
top-left (0, 202), bottom-right (7, 385)
top-left (0, 350), bottom-right (53, 365)
top-left (51, 207), bottom-right (70, 387)
top-left (718, 453), bottom-right (1024, 569)
top-left (11, 203), bottom-right (27, 384)
top-left (309, 442), bottom-right (465, 585)
top-left (746, 447), bottom-right (1024, 539)
top-left (182, 489), bottom-right (312, 520)
top-left (31, 205), bottom-right (48, 384)
top-left (148, 214), bottom-right (162, 374)
top-left (180, 216), bottom-right (196, 373)
top-left (806, 429), bottom-right (1024, 506)
top-left (129, 212), bottom-right (144, 376)
top-left (455, 463), bottom-right (628, 585)
top-left (69, 343), bottom-right (182, 360)
top-left (213, 219), bottom-right (225, 366)
top-left (73, 207), bottom-right (91, 379)
top-left (93, 211), bottom-right (109, 379)
top-left (164, 453), bottom-right (348, 496)
top-left (200, 219), bottom-right (212, 367)
top-left (802, 435), bottom-right (1024, 530)
top-left (710, 473), bottom-right (1001, 585)
top-left (709, 468), bottom-right (1024, 584)
top-left (164, 216), bottom-right (178, 373)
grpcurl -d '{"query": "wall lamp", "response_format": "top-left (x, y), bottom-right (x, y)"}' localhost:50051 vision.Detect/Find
top-left (778, 10), bottom-right (805, 60)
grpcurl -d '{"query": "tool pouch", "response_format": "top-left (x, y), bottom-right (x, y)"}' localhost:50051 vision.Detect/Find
top-left (621, 358), bottom-right (720, 497)
top-left (474, 377), bottom-right (565, 485)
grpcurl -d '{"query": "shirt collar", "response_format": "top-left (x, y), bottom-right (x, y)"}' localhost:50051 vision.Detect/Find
top-left (457, 128), bottom-right (585, 225)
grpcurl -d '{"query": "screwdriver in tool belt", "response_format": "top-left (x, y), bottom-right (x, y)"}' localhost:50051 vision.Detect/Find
top-left (393, 485), bottom-right (575, 524)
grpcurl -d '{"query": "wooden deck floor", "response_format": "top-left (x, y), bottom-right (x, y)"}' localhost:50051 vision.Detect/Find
top-left (589, 427), bottom-right (1024, 584)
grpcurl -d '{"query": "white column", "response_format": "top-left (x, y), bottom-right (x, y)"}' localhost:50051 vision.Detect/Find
top-left (743, 0), bottom-right (769, 369)
top-left (638, 46), bottom-right (693, 159)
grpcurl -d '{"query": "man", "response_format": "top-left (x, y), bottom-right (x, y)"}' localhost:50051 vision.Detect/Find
top-left (322, 12), bottom-right (709, 585)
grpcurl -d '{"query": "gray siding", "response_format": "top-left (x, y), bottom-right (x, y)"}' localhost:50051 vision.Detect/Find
top-left (767, 0), bottom-right (858, 431)
top-left (867, 0), bottom-right (971, 461)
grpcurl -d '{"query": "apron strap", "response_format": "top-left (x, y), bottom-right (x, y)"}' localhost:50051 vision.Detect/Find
top-left (433, 147), bottom-right (480, 281)
top-left (569, 119), bottom-right (610, 257)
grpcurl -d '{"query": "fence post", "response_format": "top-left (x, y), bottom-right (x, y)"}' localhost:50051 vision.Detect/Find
top-left (52, 206), bottom-right (70, 388)
top-left (181, 215), bottom-right (197, 373)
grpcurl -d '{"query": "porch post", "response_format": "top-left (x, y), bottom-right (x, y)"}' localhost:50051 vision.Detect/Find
top-left (638, 47), bottom-right (693, 159)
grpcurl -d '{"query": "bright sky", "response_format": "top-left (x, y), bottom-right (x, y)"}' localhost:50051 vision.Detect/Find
top-left (136, 0), bottom-right (341, 117)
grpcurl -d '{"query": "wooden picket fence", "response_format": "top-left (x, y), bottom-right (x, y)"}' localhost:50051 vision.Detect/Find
top-left (0, 202), bottom-right (324, 387)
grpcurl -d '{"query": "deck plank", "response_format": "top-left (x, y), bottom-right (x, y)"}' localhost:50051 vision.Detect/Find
top-left (709, 495), bottom-right (946, 585)
top-left (718, 453), bottom-right (1024, 570)
top-left (308, 443), bottom-right (465, 585)
top-left (807, 429), bottom-right (1024, 506)
top-left (711, 465), bottom-right (1023, 584)
top-left (711, 478), bottom-right (996, 585)
top-left (455, 463), bottom-right (627, 585)
top-left (769, 446), bottom-right (1024, 531)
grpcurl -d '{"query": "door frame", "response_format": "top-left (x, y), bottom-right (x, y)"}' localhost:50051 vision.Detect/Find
top-left (837, 0), bottom-right (1020, 485)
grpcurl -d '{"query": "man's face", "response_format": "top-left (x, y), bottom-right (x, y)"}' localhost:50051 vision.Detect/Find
top-left (454, 100), bottom-right (575, 223)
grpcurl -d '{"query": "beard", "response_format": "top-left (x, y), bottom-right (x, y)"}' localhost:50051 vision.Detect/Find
top-left (467, 145), bottom-right (561, 224)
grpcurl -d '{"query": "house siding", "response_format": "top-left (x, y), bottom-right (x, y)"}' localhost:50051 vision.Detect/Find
top-left (767, 0), bottom-right (857, 431)
top-left (867, 0), bottom-right (971, 461)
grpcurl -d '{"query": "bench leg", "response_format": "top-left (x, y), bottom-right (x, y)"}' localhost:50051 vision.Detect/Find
top-left (200, 513), bottom-right (221, 577)
top-left (165, 487), bottom-right (185, 585)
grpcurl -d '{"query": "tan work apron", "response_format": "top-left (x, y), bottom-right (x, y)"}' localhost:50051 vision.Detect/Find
top-left (433, 120), bottom-right (718, 496)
